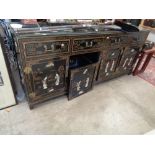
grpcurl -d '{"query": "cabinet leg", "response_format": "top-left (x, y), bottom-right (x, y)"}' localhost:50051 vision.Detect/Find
top-left (29, 104), bottom-right (34, 110)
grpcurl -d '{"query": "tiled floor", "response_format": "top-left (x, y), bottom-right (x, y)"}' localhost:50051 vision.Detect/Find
top-left (0, 75), bottom-right (155, 134)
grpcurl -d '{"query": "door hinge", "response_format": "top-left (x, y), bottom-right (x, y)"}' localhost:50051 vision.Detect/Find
top-left (24, 66), bottom-right (32, 74)
top-left (29, 92), bottom-right (36, 98)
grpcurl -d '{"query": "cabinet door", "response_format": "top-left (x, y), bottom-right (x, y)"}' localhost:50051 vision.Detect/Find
top-left (119, 47), bottom-right (139, 71)
top-left (24, 57), bottom-right (67, 102)
top-left (97, 49), bottom-right (121, 81)
top-left (68, 65), bottom-right (96, 100)
top-left (98, 59), bottom-right (118, 81)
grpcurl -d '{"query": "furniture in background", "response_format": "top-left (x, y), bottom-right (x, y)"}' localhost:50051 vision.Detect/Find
top-left (140, 19), bottom-right (155, 32)
top-left (133, 43), bottom-right (155, 76)
top-left (0, 37), bottom-right (17, 109)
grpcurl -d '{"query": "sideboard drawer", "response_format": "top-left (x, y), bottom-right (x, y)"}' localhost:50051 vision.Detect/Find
top-left (24, 40), bottom-right (70, 57)
top-left (72, 37), bottom-right (106, 52)
top-left (106, 48), bottom-right (122, 59)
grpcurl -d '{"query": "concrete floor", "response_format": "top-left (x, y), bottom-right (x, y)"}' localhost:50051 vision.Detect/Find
top-left (0, 75), bottom-right (155, 135)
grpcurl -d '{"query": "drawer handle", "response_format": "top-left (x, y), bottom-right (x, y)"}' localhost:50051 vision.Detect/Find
top-left (85, 41), bottom-right (93, 47)
top-left (44, 45), bottom-right (55, 51)
top-left (61, 43), bottom-right (65, 47)
top-left (43, 43), bottom-right (65, 51)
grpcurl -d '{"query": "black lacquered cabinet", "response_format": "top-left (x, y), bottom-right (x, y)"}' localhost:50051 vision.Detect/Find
top-left (11, 25), bottom-right (149, 109)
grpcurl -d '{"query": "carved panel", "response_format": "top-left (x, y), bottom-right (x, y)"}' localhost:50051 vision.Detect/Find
top-left (119, 47), bottom-right (139, 71)
top-left (68, 65), bottom-right (96, 100)
top-left (24, 58), bottom-right (67, 101)
top-left (106, 48), bottom-right (122, 59)
top-left (98, 48), bottom-right (122, 81)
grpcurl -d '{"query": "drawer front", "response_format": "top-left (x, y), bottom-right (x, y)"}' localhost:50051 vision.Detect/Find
top-left (105, 35), bottom-right (129, 47)
top-left (73, 37), bottom-right (106, 52)
top-left (106, 48), bottom-right (122, 59)
top-left (68, 65), bottom-right (96, 100)
top-left (129, 32), bottom-right (149, 45)
top-left (23, 57), bottom-right (67, 102)
top-left (124, 47), bottom-right (139, 56)
top-left (24, 40), bottom-right (69, 57)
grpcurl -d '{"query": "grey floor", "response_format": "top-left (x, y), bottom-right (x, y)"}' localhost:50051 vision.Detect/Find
top-left (0, 75), bottom-right (155, 135)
